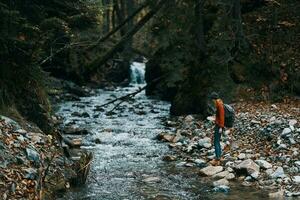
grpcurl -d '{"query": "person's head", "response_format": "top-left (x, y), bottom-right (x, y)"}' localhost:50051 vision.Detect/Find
top-left (209, 92), bottom-right (220, 105)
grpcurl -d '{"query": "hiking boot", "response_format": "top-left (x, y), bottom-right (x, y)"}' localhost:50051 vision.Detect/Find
top-left (209, 159), bottom-right (221, 166)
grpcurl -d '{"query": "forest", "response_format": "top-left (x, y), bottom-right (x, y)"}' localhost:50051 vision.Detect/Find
top-left (0, 0), bottom-right (299, 199)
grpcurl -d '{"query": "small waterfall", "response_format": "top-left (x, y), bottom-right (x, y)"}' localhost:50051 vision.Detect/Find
top-left (130, 62), bottom-right (146, 85)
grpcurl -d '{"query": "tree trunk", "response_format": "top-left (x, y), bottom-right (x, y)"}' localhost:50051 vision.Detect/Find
top-left (87, 0), bottom-right (166, 73)
top-left (232, 0), bottom-right (246, 51)
top-left (195, 0), bottom-right (206, 55)
top-left (88, 1), bottom-right (148, 50)
top-left (124, 0), bottom-right (135, 58)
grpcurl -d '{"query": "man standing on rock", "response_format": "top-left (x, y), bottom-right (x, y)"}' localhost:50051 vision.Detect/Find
top-left (209, 92), bottom-right (225, 166)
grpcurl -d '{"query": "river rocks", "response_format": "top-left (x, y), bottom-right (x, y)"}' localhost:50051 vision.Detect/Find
top-left (225, 173), bottom-right (235, 180)
top-left (213, 178), bottom-right (229, 187)
top-left (0, 116), bottom-right (75, 199)
top-left (294, 161), bottom-right (300, 167)
top-left (281, 128), bottom-right (292, 137)
top-left (236, 159), bottom-right (260, 176)
top-left (212, 185), bottom-right (230, 193)
top-left (26, 148), bottom-right (40, 165)
top-left (271, 167), bottom-right (285, 179)
top-left (292, 176), bottom-right (300, 184)
top-left (269, 190), bottom-right (284, 199)
top-left (289, 119), bottom-right (297, 126)
top-left (238, 153), bottom-right (246, 160)
top-left (197, 137), bottom-right (212, 148)
top-left (255, 160), bottom-right (272, 169)
top-left (194, 158), bottom-right (207, 167)
top-left (200, 166), bottom-right (223, 176)
top-left (0, 115), bottom-right (21, 130)
top-left (212, 171), bottom-right (229, 179)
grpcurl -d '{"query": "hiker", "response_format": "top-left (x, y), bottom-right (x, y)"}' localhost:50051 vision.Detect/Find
top-left (209, 92), bottom-right (225, 166)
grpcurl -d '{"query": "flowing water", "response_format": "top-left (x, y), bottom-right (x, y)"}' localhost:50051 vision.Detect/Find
top-left (56, 62), bottom-right (268, 200)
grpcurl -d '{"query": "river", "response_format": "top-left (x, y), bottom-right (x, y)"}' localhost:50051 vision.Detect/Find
top-left (56, 62), bottom-right (268, 200)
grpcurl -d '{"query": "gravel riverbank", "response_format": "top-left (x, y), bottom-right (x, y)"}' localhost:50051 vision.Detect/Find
top-left (158, 99), bottom-right (300, 198)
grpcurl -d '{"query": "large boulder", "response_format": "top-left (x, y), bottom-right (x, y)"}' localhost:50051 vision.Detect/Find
top-left (236, 159), bottom-right (260, 176)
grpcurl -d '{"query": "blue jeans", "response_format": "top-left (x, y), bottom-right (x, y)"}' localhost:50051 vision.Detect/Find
top-left (214, 125), bottom-right (222, 159)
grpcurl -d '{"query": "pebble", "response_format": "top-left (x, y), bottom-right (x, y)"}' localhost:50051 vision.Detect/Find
top-left (238, 153), bottom-right (246, 160)
top-left (294, 161), bottom-right (300, 167)
top-left (281, 128), bottom-right (291, 137)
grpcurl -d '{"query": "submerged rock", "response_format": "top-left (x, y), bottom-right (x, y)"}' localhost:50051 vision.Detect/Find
top-left (212, 185), bottom-right (230, 193)
top-left (213, 178), bottom-right (229, 187)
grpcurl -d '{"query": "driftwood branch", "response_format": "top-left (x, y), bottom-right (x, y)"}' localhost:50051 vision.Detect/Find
top-left (99, 76), bottom-right (165, 110)
top-left (101, 84), bottom-right (147, 108)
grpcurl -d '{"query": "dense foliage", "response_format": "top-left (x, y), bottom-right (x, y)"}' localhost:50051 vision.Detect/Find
top-left (144, 0), bottom-right (300, 115)
top-left (0, 0), bottom-right (99, 131)
top-left (0, 0), bottom-right (299, 128)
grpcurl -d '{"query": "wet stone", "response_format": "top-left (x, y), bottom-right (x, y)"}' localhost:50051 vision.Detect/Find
top-left (200, 166), bottom-right (223, 176)
top-left (212, 185), bottom-right (230, 193)
top-left (213, 178), bottom-right (229, 187)
top-left (213, 171), bottom-right (229, 179)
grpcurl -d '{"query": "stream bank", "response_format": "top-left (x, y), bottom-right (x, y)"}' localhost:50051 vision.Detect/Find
top-left (54, 62), bottom-right (274, 199)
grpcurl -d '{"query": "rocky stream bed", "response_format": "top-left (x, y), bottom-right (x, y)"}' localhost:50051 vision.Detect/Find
top-left (51, 80), bottom-right (298, 199)
top-left (0, 61), bottom-right (299, 199)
